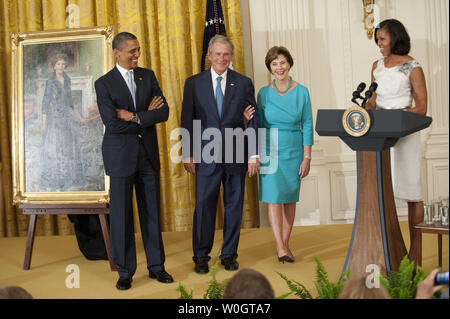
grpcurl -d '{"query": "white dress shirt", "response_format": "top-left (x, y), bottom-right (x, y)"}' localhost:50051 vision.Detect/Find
top-left (116, 63), bottom-right (135, 93)
top-left (210, 68), bottom-right (259, 160)
top-left (116, 63), bottom-right (140, 125)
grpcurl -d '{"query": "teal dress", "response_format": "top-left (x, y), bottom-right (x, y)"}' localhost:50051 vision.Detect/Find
top-left (258, 84), bottom-right (314, 203)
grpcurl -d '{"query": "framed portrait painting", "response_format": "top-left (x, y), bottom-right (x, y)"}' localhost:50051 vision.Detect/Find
top-left (11, 26), bottom-right (114, 204)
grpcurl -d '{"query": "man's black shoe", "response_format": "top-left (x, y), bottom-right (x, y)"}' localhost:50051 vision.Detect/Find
top-left (221, 257), bottom-right (239, 271)
top-left (116, 277), bottom-right (132, 290)
top-left (194, 259), bottom-right (209, 274)
top-left (149, 270), bottom-right (174, 283)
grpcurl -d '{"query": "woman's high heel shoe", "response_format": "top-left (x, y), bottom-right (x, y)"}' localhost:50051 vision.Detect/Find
top-left (278, 255), bottom-right (295, 263)
top-left (278, 255), bottom-right (287, 263)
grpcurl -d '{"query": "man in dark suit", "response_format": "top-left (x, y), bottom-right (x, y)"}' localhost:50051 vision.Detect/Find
top-left (95, 32), bottom-right (173, 290)
top-left (181, 35), bottom-right (259, 274)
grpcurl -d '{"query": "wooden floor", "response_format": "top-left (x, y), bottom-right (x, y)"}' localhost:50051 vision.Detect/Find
top-left (0, 221), bottom-right (447, 299)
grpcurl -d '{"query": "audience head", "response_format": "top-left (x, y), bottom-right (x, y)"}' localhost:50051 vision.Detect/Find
top-left (338, 276), bottom-right (391, 299)
top-left (0, 286), bottom-right (33, 299)
top-left (223, 268), bottom-right (274, 299)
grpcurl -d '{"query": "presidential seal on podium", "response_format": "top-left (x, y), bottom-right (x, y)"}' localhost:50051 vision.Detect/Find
top-left (342, 106), bottom-right (371, 137)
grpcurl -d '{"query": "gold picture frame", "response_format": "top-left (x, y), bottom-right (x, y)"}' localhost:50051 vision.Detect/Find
top-left (11, 26), bottom-right (114, 204)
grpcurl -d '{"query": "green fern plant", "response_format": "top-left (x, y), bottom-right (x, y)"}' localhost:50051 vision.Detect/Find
top-left (379, 255), bottom-right (427, 299)
top-left (177, 255), bottom-right (439, 299)
top-left (276, 272), bottom-right (313, 299)
top-left (275, 291), bottom-right (294, 299)
top-left (314, 255), bottom-right (351, 299)
top-left (278, 255), bottom-right (350, 299)
top-left (178, 261), bottom-right (291, 299)
top-left (177, 261), bottom-right (229, 299)
top-left (176, 282), bottom-right (193, 299)
top-left (203, 262), bottom-right (229, 299)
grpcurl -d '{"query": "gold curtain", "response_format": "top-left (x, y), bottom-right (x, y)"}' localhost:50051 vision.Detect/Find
top-left (0, 0), bottom-right (259, 237)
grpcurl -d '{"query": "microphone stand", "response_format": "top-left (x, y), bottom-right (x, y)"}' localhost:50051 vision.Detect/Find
top-left (351, 97), bottom-right (361, 107)
top-left (361, 96), bottom-right (370, 109)
top-left (351, 82), bottom-right (377, 109)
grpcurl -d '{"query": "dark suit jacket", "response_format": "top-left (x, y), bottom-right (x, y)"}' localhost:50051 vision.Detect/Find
top-left (95, 66), bottom-right (169, 177)
top-left (180, 68), bottom-right (259, 176)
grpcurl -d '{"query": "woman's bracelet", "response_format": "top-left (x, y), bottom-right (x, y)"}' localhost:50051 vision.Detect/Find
top-left (304, 155), bottom-right (311, 160)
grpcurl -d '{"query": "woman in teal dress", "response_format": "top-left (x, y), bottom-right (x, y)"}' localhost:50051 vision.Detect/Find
top-left (245, 46), bottom-right (313, 263)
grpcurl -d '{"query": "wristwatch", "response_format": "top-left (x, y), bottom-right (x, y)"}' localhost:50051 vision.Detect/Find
top-left (131, 113), bottom-right (139, 123)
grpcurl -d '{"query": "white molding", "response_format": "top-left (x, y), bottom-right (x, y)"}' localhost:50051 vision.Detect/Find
top-left (330, 168), bottom-right (357, 221)
top-left (423, 0), bottom-right (449, 205)
top-left (425, 0), bottom-right (449, 133)
top-left (425, 133), bottom-right (449, 160)
top-left (427, 159), bottom-right (449, 202)
top-left (295, 175), bottom-right (320, 225)
top-left (323, 153), bottom-right (357, 165)
top-left (340, 0), bottom-right (353, 109)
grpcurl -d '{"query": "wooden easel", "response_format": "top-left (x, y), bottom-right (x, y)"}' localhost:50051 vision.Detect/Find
top-left (20, 203), bottom-right (117, 271)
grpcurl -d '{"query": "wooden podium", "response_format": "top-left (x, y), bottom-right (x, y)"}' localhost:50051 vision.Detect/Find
top-left (316, 109), bottom-right (432, 276)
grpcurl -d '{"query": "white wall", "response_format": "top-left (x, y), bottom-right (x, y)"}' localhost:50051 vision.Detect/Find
top-left (241, 0), bottom-right (449, 227)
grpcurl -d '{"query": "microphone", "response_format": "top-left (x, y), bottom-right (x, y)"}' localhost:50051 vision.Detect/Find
top-left (362, 82), bottom-right (378, 108)
top-left (364, 82), bottom-right (378, 99)
top-left (351, 82), bottom-right (366, 106)
top-left (356, 82), bottom-right (366, 94)
top-left (352, 82), bottom-right (366, 98)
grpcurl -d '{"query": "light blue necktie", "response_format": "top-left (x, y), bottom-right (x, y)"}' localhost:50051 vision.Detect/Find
top-left (127, 70), bottom-right (136, 109)
top-left (216, 76), bottom-right (224, 117)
